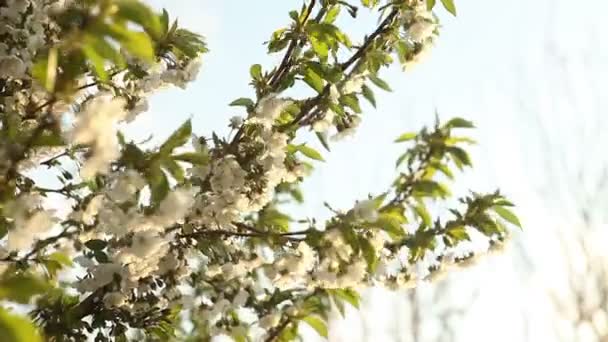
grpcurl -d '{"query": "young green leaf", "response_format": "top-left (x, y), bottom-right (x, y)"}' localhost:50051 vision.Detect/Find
top-left (0, 274), bottom-right (49, 304)
top-left (147, 166), bottom-right (170, 206)
top-left (303, 67), bottom-right (325, 93)
top-left (394, 132), bottom-right (417, 143)
top-left (445, 117), bottom-right (474, 129)
top-left (0, 308), bottom-right (42, 342)
top-left (159, 119), bottom-right (192, 155)
top-left (172, 152), bottom-right (209, 165)
top-left (296, 144), bottom-right (325, 161)
top-left (360, 238), bottom-right (378, 272)
top-left (493, 206), bottom-right (522, 229)
top-left (315, 132), bottom-right (331, 152)
top-left (361, 85), bottom-right (376, 108)
top-left (330, 288), bottom-right (360, 309)
top-left (301, 316), bottom-right (328, 338)
top-left (368, 74), bottom-right (392, 92)
top-left (250, 64), bottom-right (262, 80)
top-left (440, 0), bottom-right (457, 16)
top-left (229, 98), bottom-right (254, 108)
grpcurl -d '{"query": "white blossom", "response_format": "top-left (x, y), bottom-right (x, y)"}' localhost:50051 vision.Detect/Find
top-left (229, 116), bottom-right (243, 128)
top-left (404, 41), bottom-right (434, 70)
top-left (341, 74), bottom-right (367, 95)
top-left (258, 312), bottom-right (281, 329)
top-left (0, 56), bottom-right (27, 78)
top-left (250, 94), bottom-right (292, 126)
top-left (106, 170), bottom-right (146, 203)
top-left (353, 199), bottom-right (379, 222)
top-left (331, 116), bottom-right (362, 141)
top-left (71, 93), bottom-right (127, 179)
top-left (156, 187), bottom-right (198, 225)
top-left (408, 20), bottom-right (437, 42)
top-left (5, 194), bottom-right (56, 252)
top-left (312, 109), bottom-right (335, 133)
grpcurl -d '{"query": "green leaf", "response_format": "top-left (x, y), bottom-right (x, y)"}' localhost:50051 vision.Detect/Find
top-left (295, 144), bottom-right (325, 161)
top-left (303, 67), bottom-right (325, 93)
top-left (301, 316), bottom-right (328, 338)
top-left (493, 206), bottom-right (522, 229)
top-left (121, 31), bottom-right (155, 61)
top-left (395, 152), bottom-right (408, 168)
top-left (172, 152), bottom-right (209, 165)
top-left (414, 201), bottom-right (432, 226)
top-left (323, 6), bottom-right (340, 23)
top-left (30, 130), bottom-right (64, 147)
top-left (427, 0), bottom-right (437, 10)
top-left (85, 239), bottom-right (107, 251)
top-left (331, 288), bottom-right (360, 309)
top-left (445, 117), bottom-right (474, 129)
top-left (360, 238), bottom-right (378, 272)
top-left (310, 37), bottom-right (330, 60)
top-left (430, 162), bottom-right (454, 180)
top-left (307, 62), bottom-right (343, 83)
top-left (368, 74), bottom-right (391, 91)
top-left (162, 158), bottom-right (185, 182)
top-left (413, 180), bottom-right (451, 198)
top-left (361, 85), bottom-right (376, 108)
top-left (229, 97), bottom-right (254, 108)
top-left (85, 34), bottom-right (125, 68)
top-left (372, 193), bottom-right (388, 208)
top-left (446, 225), bottom-right (469, 242)
top-left (494, 198), bottom-right (515, 207)
top-left (289, 10), bottom-right (299, 22)
top-left (48, 252), bottom-right (73, 267)
top-left (374, 212), bottom-right (405, 240)
top-left (441, 0), bottom-right (457, 16)
top-left (115, 0), bottom-right (162, 38)
top-left (259, 208), bottom-right (292, 233)
top-left (340, 94), bottom-right (362, 113)
top-left (446, 146), bottom-right (472, 169)
top-left (250, 64), bottom-right (262, 80)
top-left (94, 251), bottom-right (109, 263)
top-left (0, 308), bottom-right (42, 342)
top-left (83, 45), bottom-right (108, 80)
top-left (394, 132), bottom-right (417, 143)
top-left (159, 9), bottom-right (169, 35)
top-left (316, 132), bottom-right (331, 152)
top-left (147, 166), bottom-right (170, 206)
top-left (0, 274), bottom-right (48, 304)
top-left (159, 119), bottom-right (192, 155)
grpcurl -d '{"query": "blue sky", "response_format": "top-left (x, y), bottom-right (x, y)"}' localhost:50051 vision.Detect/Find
top-left (125, 1), bottom-right (608, 340)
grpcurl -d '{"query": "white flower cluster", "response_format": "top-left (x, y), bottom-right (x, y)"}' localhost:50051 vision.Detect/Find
top-left (70, 93), bottom-right (127, 179)
top-left (191, 94), bottom-right (301, 229)
top-left (308, 230), bottom-right (374, 289)
top-left (353, 199), bottom-right (379, 222)
top-left (313, 78), bottom-right (364, 140)
top-left (76, 185), bottom-right (198, 297)
top-left (312, 85), bottom-right (340, 133)
top-left (0, 0), bottom-right (62, 80)
top-left (4, 194), bottom-right (56, 252)
top-left (341, 73), bottom-right (367, 95)
top-left (120, 57), bottom-right (203, 122)
top-left (403, 3), bottom-right (438, 69)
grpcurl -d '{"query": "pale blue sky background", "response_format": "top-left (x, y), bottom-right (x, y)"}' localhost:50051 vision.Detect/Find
top-left (124, 1), bottom-right (608, 341)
